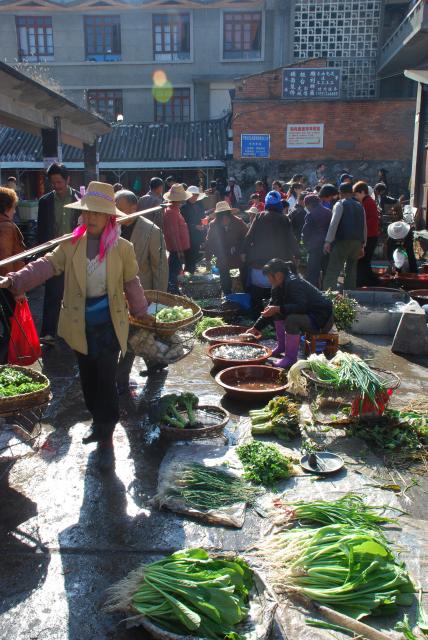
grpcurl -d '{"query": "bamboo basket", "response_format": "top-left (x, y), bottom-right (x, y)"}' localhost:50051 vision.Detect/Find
top-left (0, 365), bottom-right (51, 416)
top-left (129, 290), bottom-right (202, 337)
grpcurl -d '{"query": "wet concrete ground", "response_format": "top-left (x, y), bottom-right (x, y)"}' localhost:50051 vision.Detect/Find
top-left (1, 288), bottom-right (428, 639)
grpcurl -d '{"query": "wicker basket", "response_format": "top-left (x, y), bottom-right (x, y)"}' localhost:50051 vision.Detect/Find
top-left (301, 366), bottom-right (400, 392)
top-left (0, 365), bottom-right (51, 416)
top-left (129, 290), bottom-right (202, 337)
top-left (158, 405), bottom-right (229, 440)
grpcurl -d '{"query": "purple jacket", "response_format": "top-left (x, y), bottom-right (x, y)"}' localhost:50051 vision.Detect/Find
top-left (302, 204), bottom-right (332, 251)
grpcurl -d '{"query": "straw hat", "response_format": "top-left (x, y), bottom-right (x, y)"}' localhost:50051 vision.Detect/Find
top-left (187, 185), bottom-right (207, 201)
top-left (245, 206), bottom-right (260, 216)
top-left (387, 220), bottom-right (410, 240)
top-left (164, 183), bottom-right (192, 202)
top-left (64, 181), bottom-right (124, 216)
top-left (214, 201), bottom-right (233, 214)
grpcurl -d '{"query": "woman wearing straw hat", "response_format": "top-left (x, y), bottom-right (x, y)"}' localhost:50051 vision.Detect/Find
top-left (0, 181), bottom-right (149, 471)
top-left (205, 201), bottom-right (248, 295)
top-left (162, 183), bottom-right (191, 293)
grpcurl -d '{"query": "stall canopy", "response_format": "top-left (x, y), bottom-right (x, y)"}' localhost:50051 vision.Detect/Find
top-left (0, 60), bottom-right (110, 148)
top-left (404, 68), bottom-right (428, 84)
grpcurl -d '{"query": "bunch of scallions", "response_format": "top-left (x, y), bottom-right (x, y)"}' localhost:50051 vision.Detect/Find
top-left (307, 352), bottom-right (388, 408)
top-left (271, 493), bottom-right (403, 531)
top-left (163, 462), bottom-right (262, 511)
top-left (105, 548), bottom-right (253, 639)
top-left (259, 523), bottom-right (415, 620)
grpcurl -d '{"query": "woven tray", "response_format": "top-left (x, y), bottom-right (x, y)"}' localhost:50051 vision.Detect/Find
top-left (129, 290), bottom-right (202, 336)
top-left (159, 405), bottom-right (229, 440)
top-left (302, 366), bottom-right (401, 392)
top-left (0, 365), bottom-right (51, 415)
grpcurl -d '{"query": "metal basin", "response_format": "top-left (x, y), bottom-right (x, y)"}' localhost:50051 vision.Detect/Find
top-left (207, 342), bottom-right (272, 369)
top-left (215, 365), bottom-right (287, 401)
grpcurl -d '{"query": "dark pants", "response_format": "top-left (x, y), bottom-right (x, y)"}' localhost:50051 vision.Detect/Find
top-left (357, 236), bottom-right (379, 287)
top-left (184, 243), bottom-right (202, 274)
top-left (250, 284), bottom-right (271, 319)
top-left (284, 313), bottom-right (334, 334)
top-left (41, 273), bottom-right (64, 337)
top-left (0, 290), bottom-right (15, 364)
top-left (168, 252), bottom-right (182, 294)
top-left (307, 247), bottom-right (329, 289)
top-left (75, 321), bottom-right (120, 440)
top-left (116, 350), bottom-right (135, 388)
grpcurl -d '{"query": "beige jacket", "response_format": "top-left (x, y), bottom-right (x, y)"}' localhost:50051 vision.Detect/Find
top-left (129, 217), bottom-right (168, 292)
top-left (47, 236), bottom-right (139, 355)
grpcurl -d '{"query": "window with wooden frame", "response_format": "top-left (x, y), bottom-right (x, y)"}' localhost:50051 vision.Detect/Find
top-left (84, 15), bottom-right (121, 62)
top-left (87, 89), bottom-right (123, 121)
top-left (154, 88), bottom-right (191, 122)
top-left (16, 16), bottom-right (54, 62)
top-left (223, 11), bottom-right (262, 60)
top-left (152, 13), bottom-right (191, 61)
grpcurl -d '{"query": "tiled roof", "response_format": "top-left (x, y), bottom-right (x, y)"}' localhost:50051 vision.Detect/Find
top-left (0, 118), bottom-right (229, 166)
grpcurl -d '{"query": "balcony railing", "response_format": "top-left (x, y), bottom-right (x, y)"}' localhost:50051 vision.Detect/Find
top-left (379, 0), bottom-right (428, 70)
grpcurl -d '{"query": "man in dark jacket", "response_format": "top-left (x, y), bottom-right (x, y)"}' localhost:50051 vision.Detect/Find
top-left (37, 163), bottom-right (80, 342)
top-left (181, 186), bottom-right (207, 273)
top-left (323, 182), bottom-right (366, 291)
top-left (139, 176), bottom-right (164, 229)
top-left (243, 191), bottom-right (300, 316)
top-left (302, 194), bottom-right (332, 288)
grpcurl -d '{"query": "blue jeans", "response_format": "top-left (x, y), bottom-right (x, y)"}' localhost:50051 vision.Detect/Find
top-left (168, 252), bottom-right (182, 294)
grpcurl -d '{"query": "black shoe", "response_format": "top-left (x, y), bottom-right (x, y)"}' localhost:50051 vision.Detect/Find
top-left (96, 442), bottom-right (115, 472)
top-left (82, 424), bottom-right (101, 445)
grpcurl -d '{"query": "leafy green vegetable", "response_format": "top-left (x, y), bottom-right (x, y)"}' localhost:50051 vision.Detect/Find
top-left (0, 367), bottom-right (46, 397)
top-left (160, 393), bottom-right (188, 429)
top-left (395, 614), bottom-right (420, 640)
top-left (249, 396), bottom-right (300, 440)
top-left (156, 305), bottom-right (193, 323)
top-left (128, 549), bottom-right (253, 639)
top-left (305, 618), bottom-right (357, 636)
top-left (324, 290), bottom-right (358, 332)
top-left (177, 392), bottom-right (199, 426)
top-left (236, 440), bottom-right (293, 486)
top-left (263, 523), bottom-right (415, 620)
top-left (195, 316), bottom-right (226, 338)
top-left (165, 462), bottom-right (261, 511)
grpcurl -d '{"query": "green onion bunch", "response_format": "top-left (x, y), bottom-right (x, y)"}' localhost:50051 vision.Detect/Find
top-left (274, 493), bottom-right (400, 532)
top-left (263, 523), bottom-right (415, 620)
top-left (127, 549), bottom-right (253, 639)
top-left (165, 463), bottom-right (262, 511)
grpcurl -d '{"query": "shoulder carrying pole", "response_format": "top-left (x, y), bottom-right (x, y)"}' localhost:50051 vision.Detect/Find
top-left (0, 205), bottom-right (164, 269)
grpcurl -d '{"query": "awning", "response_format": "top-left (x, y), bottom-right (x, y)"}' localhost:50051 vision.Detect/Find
top-left (404, 68), bottom-right (428, 84)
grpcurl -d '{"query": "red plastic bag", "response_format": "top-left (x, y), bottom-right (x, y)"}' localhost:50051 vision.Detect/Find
top-left (7, 298), bottom-right (41, 366)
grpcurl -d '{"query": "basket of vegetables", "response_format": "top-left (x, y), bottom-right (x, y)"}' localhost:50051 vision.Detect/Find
top-left (0, 365), bottom-right (51, 415)
top-left (155, 392), bottom-right (229, 440)
top-left (300, 351), bottom-right (400, 416)
top-left (130, 290), bottom-right (202, 337)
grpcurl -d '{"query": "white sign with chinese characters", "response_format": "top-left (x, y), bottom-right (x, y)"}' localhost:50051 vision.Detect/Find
top-left (286, 124), bottom-right (324, 149)
top-left (283, 68), bottom-right (341, 100)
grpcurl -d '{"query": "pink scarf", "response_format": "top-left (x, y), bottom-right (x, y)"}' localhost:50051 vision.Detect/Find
top-left (72, 216), bottom-right (120, 262)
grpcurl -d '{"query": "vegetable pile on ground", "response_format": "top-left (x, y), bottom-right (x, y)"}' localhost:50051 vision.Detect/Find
top-left (0, 367), bottom-right (46, 397)
top-left (270, 493), bottom-right (401, 530)
top-left (258, 522), bottom-right (415, 620)
top-left (324, 290), bottom-right (358, 332)
top-left (105, 548), bottom-right (253, 640)
top-left (211, 344), bottom-right (265, 361)
top-left (236, 440), bottom-right (294, 486)
top-left (163, 462), bottom-right (262, 511)
top-left (288, 351), bottom-right (391, 415)
top-left (249, 396), bottom-right (301, 440)
top-left (195, 316), bottom-right (225, 338)
top-left (159, 392), bottom-right (199, 428)
top-left (156, 305), bottom-right (193, 323)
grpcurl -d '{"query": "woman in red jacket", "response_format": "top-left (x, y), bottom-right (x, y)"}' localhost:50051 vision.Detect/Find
top-left (353, 181), bottom-right (380, 287)
top-left (163, 183), bottom-right (191, 293)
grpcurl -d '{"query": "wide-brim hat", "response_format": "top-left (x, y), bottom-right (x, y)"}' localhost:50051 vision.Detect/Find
top-left (164, 183), bottom-right (192, 202)
top-left (245, 206), bottom-right (260, 215)
top-left (64, 181), bottom-right (124, 216)
top-left (388, 220), bottom-right (410, 240)
top-left (214, 201), bottom-right (233, 214)
top-left (187, 185), bottom-right (207, 201)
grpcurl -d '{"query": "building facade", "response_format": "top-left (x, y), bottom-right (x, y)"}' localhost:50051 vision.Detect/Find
top-left (0, 0), bottom-right (416, 126)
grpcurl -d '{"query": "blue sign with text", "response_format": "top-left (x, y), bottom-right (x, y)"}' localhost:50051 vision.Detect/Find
top-left (241, 134), bottom-right (270, 158)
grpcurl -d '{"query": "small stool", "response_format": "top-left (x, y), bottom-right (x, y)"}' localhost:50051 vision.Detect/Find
top-left (304, 332), bottom-right (339, 358)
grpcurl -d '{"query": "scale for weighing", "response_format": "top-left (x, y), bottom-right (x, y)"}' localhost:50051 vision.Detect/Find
top-left (300, 451), bottom-right (344, 475)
